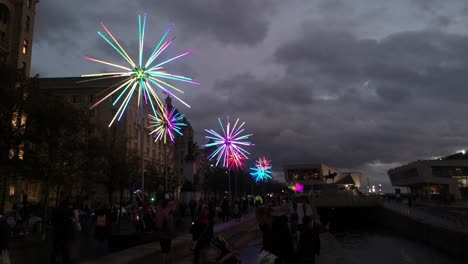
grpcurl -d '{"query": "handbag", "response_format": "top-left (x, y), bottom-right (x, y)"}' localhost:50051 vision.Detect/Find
top-left (1, 249), bottom-right (11, 264)
top-left (74, 220), bottom-right (82, 232)
top-left (257, 250), bottom-right (278, 264)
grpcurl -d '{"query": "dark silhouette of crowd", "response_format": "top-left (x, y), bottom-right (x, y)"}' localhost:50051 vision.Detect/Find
top-left (256, 198), bottom-right (326, 264)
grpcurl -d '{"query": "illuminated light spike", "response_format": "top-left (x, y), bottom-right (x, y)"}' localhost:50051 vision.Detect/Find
top-left (204, 117), bottom-right (254, 168)
top-left (153, 50), bottom-right (195, 69)
top-left (148, 71), bottom-right (200, 85)
top-left (256, 157), bottom-right (272, 170)
top-left (108, 81), bottom-right (138, 127)
top-left (90, 78), bottom-right (133, 109)
top-left (98, 31), bottom-right (135, 68)
top-left (85, 57), bottom-right (132, 71)
top-left (147, 39), bottom-right (175, 70)
top-left (145, 23), bottom-right (174, 68)
top-left (148, 78), bottom-right (191, 108)
top-left (82, 15), bottom-right (199, 127)
top-left (149, 77), bottom-right (184, 94)
top-left (100, 23), bottom-right (136, 68)
top-left (250, 157), bottom-right (272, 183)
top-left (250, 165), bottom-right (272, 183)
top-left (80, 72), bottom-right (129, 78)
top-left (148, 105), bottom-right (186, 144)
top-left (228, 153), bottom-right (247, 170)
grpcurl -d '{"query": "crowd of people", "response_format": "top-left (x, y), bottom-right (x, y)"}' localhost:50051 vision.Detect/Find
top-left (0, 194), bottom-right (327, 264)
top-left (45, 195), bottom-right (255, 264)
top-left (256, 198), bottom-right (327, 264)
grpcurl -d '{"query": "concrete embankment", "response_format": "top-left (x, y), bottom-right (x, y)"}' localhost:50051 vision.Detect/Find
top-left (378, 206), bottom-right (468, 262)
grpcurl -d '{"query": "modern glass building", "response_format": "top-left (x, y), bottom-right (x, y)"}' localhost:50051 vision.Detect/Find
top-left (387, 153), bottom-right (468, 200)
top-left (283, 164), bottom-right (362, 194)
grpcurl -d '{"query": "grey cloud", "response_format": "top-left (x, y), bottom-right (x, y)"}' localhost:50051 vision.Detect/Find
top-left (186, 27), bottom-right (468, 181)
top-left (34, 0), bottom-right (83, 50)
top-left (138, 0), bottom-right (274, 46)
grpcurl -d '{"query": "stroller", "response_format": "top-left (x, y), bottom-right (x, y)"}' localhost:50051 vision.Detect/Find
top-left (209, 235), bottom-right (242, 264)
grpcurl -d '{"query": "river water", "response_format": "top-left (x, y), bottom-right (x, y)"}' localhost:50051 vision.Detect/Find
top-left (238, 232), bottom-right (464, 264)
top-left (334, 231), bottom-right (463, 264)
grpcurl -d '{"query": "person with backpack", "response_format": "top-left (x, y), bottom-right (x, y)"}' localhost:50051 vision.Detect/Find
top-left (298, 215), bottom-right (326, 264)
top-left (154, 199), bottom-right (176, 264)
top-left (94, 205), bottom-right (111, 257)
top-left (191, 206), bottom-right (213, 264)
top-left (0, 214), bottom-right (11, 264)
top-left (256, 206), bottom-right (296, 264)
top-left (50, 198), bottom-right (74, 264)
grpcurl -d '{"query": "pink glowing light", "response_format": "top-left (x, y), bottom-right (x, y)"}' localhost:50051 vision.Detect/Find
top-left (204, 117), bottom-right (254, 168)
top-left (291, 183), bottom-right (304, 193)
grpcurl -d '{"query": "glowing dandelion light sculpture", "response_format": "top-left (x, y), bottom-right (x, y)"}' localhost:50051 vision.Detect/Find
top-left (256, 156), bottom-right (271, 170)
top-left (82, 14), bottom-right (199, 127)
top-left (204, 117), bottom-right (254, 168)
top-left (228, 154), bottom-right (247, 170)
top-left (250, 157), bottom-right (272, 183)
top-left (148, 106), bottom-right (186, 144)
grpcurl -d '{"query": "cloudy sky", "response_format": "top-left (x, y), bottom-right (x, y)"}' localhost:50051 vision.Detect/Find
top-left (31, 0), bottom-right (468, 189)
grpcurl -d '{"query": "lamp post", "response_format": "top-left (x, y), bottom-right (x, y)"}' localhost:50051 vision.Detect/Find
top-left (140, 101), bottom-right (145, 200)
top-left (164, 142), bottom-right (168, 193)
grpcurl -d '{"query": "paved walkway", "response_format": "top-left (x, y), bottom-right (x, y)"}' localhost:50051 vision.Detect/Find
top-left (84, 214), bottom-right (257, 264)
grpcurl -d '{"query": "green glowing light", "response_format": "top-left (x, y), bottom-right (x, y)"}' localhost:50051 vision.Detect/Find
top-left (135, 68), bottom-right (147, 79)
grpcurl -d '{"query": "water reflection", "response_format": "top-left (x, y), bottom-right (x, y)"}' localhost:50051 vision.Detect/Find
top-left (335, 232), bottom-right (464, 264)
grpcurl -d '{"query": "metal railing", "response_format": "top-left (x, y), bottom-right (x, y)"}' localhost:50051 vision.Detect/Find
top-left (380, 200), bottom-right (468, 233)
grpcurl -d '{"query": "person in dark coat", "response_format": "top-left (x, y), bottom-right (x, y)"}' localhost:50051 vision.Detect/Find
top-left (256, 206), bottom-right (296, 264)
top-left (189, 199), bottom-right (197, 221)
top-left (0, 214), bottom-right (10, 263)
top-left (221, 198), bottom-right (230, 222)
top-left (155, 200), bottom-right (176, 264)
top-left (191, 206), bottom-right (213, 264)
top-left (298, 215), bottom-right (325, 264)
top-left (94, 205), bottom-right (111, 257)
top-left (50, 198), bottom-right (74, 264)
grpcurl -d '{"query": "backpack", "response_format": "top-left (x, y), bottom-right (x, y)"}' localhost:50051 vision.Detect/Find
top-left (154, 211), bottom-right (166, 231)
top-left (96, 214), bottom-right (107, 227)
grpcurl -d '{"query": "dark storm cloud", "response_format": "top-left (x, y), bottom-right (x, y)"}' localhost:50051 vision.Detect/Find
top-left (138, 0), bottom-right (274, 46)
top-left (31, 0), bottom-right (468, 185)
top-left (190, 25), bottom-right (468, 182)
top-left (34, 0), bottom-right (83, 49)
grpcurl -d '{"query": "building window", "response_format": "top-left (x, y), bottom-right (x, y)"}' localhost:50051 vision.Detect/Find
top-left (22, 40), bottom-right (28, 54)
top-left (18, 143), bottom-right (24, 160)
top-left (26, 0), bottom-right (32, 8)
top-left (0, 31), bottom-right (5, 41)
top-left (89, 109), bottom-right (95, 118)
top-left (25, 16), bottom-right (30, 32)
top-left (0, 5), bottom-right (9, 24)
top-left (9, 185), bottom-right (15, 196)
top-left (88, 94), bottom-right (94, 103)
top-left (11, 111), bottom-right (18, 128)
top-left (8, 148), bottom-right (15, 159)
top-left (72, 95), bottom-right (80, 104)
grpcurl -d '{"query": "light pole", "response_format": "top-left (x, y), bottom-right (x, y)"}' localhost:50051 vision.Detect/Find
top-left (164, 142), bottom-right (168, 193)
top-left (235, 170), bottom-right (238, 200)
top-left (140, 100), bottom-right (145, 200)
top-left (227, 170), bottom-right (231, 206)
